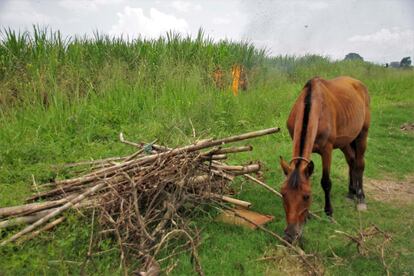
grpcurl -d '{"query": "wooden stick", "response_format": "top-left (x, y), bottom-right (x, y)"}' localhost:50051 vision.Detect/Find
top-left (0, 200), bottom-right (94, 229)
top-left (208, 193), bottom-right (252, 208)
top-left (200, 154), bottom-right (227, 161)
top-left (215, 145), bottom-right (253, 154)
top-left (213, 163), bottom-right (260, 172)
top-left (227, 164), bottom-right (261, 175)
top-left (196, 128), bottom-right (278, 149)
top-left (243, 174), bottom-right (282, 197)
top-left (59, 157), bottom-right (126, 168)
top-left (150, 143), bottom-right (170, 152)
top-left (0, 209), bottom-right (55, 229)
top-left (26, 182), bottom-right (95, 202)
top-left (210, 169), bottom-right (235, 181)
top-left (212, 164), bottom-right (245, 171)
top-left (17, 217), bottom-right (66, 244)
top-left (26, 173), bottom-right (127, 202)
top-left (124, 139), bottom-right (158, 162)
top-left (119, 132), bottom-right (140, 147)
top-left (1, 181), bottom-right (107, 246)
top-left (0, 194), bottom-right (78, 218)
top-left (124, 148), bottom-right (145, 162)
top-left (143, 142), bottom-right (241, 158)
top-left (201, 145), bottom-right (253, 156)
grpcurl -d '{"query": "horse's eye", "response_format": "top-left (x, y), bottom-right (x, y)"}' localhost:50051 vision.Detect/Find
top-left (303, 194), bottom-right (310, 201)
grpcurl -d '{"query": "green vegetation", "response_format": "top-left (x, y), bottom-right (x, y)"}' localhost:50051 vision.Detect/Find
top-left (1, 28), bottom-right (413, 275)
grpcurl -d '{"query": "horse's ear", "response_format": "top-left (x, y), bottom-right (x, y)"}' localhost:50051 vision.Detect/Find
top-left (279, 156), bottom-right (290, 176)
top-left (305, 160), bottom-right (314, 177)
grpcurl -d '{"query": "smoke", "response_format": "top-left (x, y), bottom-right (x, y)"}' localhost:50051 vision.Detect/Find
top-left (240, 0), bottom-right (414, 62)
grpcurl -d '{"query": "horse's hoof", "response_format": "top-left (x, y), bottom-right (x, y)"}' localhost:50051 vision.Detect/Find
top-left (346, 193), bottom-right (355, 202)
top-left (357, 203), bottom-right (367, 211)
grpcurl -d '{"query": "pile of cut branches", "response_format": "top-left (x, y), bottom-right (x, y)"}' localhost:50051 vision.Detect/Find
top-left (0, 127), bottom-right (279, 275)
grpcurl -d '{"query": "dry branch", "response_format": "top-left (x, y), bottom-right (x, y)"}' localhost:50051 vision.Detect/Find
top-left (201, 145), bottom-right (253, 156)
top-left (60, 157), bottom-right (126, 168)
top-left (1, 181), bottom-right (107, 246)
top-left (17, 217), bottom-right (66, 244)
top-left (208, 194), bottom-right (252, 209)
top-left (200, 154), bottom-right (227, 161)
top-left (0, 194), bottom-right (78, 218)
top-left (243, 174), bottom-right (282, 197)
top-left (0, 209), bottom-right (54, 229)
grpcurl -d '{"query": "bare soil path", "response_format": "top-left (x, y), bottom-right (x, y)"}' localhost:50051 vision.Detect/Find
top-left (365, 175), bottom-right (414, 206)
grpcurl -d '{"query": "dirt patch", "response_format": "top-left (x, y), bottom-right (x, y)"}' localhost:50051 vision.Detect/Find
top-left (365, 176), bottom-right (414, 205)
top-left (400, 122), bottom-right (414, 132)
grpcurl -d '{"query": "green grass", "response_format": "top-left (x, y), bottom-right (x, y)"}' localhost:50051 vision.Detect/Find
top-left (0, 28), bottom-right (413, 275)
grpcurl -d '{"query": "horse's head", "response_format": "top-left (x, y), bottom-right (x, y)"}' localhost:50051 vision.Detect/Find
top-left (279, 156), bottom-right (314, 243)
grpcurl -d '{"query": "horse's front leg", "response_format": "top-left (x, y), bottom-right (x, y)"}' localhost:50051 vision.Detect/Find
top-left (320, 144), bottom-right (333, 216)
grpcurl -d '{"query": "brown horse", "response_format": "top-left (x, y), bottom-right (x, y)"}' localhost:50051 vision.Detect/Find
top-left (280, 76), bottom-right (370, 243)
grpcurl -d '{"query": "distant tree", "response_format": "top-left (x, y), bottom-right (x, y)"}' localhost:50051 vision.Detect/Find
top-left (344, 52), bottom-right (364, 61)
top-left (400, 56), bottom-right (412, 68)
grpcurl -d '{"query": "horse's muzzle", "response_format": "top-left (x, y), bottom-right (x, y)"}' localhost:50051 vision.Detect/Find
top-left (284, 223), bottom-right (303, 244)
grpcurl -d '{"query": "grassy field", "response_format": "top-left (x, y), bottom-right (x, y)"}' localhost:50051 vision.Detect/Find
top-left (0, 28), bottom-right (413, 275)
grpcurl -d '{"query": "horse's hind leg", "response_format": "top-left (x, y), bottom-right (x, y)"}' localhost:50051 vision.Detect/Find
top-left (341, 144), bottom-right (356, 200)
top-left (353, 129), bottom-right (369, 211)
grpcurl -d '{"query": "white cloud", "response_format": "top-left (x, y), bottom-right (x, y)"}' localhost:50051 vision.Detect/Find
top-left (0, 0), bottom-right (51, 25)
top-left (58, 0), bottom-right (124, 12)
top-left (306, 1), bottom-right (329, 11)
top-left (212, 18), bottom-right (231, 25)
top-left (348, 28), bottom-right (414, 61)
top-left (170, 1), bottom-right (202, 13)
top-left (95, 0), bottom-right (124, 4)
top-left (109, 6), bottom-right (189, 39)
top-left (59, 0), bottom-right (97, 11)
top-left (349, 28), bottom-right (414, 44)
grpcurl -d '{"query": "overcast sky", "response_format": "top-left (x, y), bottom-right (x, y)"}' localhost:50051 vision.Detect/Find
top-left (0, 0), bottom-right (413, 63)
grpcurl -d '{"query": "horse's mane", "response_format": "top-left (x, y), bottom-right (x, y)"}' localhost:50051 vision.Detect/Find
top-left (299, 80), bottom-right (313, 156)
top-left (287, 166), bottom-right (301, 189)
top-left (288, 79), bottom-right (314, 189)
